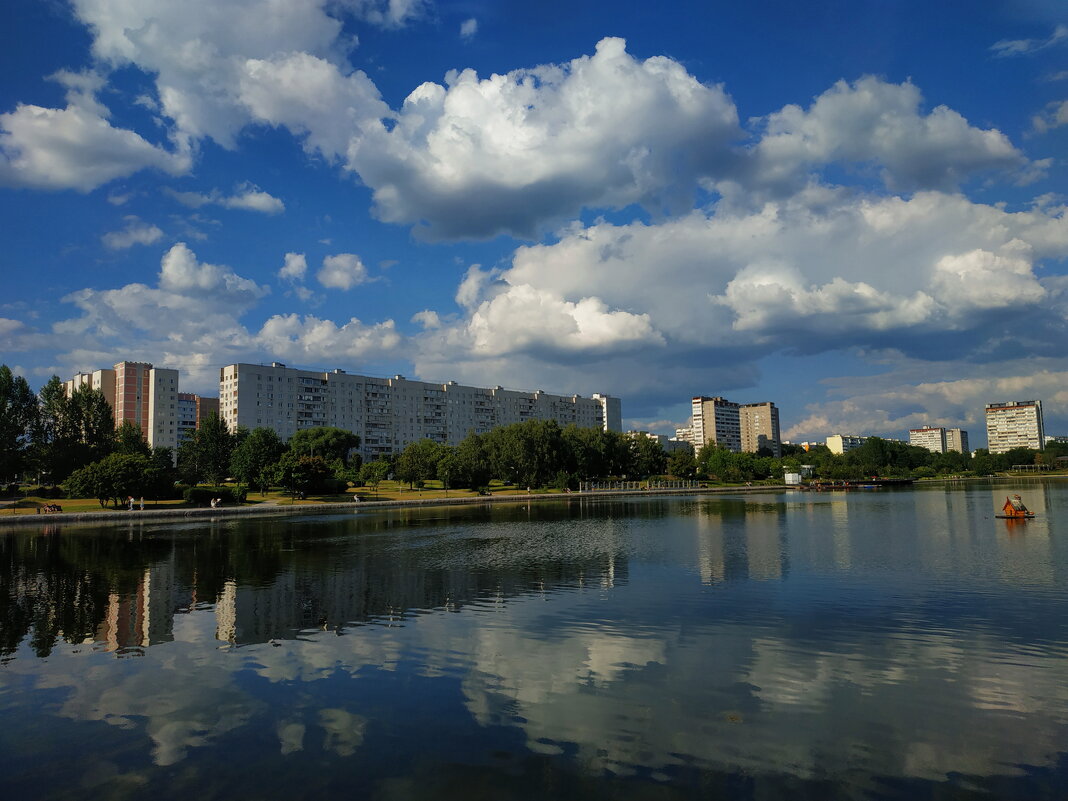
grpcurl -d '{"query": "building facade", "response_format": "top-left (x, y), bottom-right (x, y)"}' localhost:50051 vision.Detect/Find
top-left (219, 363), bottom-right (621, 459)
top-left (909, 426), bottom-right (947, 453)
top-left (740, 402), bottom-right (781, 457)
top-left (985, 400), bottom-right (1044, 453)
top-left (66, 361), bottom-right (183, 451)
top-left (177, 393), bottom-right (221, 444)
top-left (691, 396), bottom-right (741, 451)
top-left (945, 428), bottom-right (970, 454)
top-left (826, 434), bottom-right (867, 455)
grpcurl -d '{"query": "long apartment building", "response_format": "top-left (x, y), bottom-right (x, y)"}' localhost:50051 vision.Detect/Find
top-left (689, 396), bottom-right (781, 456)
top-left (985, 400), bottom-right (1044, 453)
top-left (219, 362), bottom-right (622, 459)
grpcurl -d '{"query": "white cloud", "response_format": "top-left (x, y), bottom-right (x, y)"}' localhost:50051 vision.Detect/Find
top-left (1032, 100), bottom-right (1068, 134)
top-left (347, 37), bottom-right (742, 238)
top-left (164, 184), bottom-right (284, 214)
top-left (317, 253), bottom-right (368, 290)
top-left (751, 77), bottom-right (1033, 192)
top-left (102, 217), bottom-right (165, 250)
top-left (460, 18), bottom-right (478, 40)
top-left (991, 24), bottom-right (1068, 57)
top-left (0, 102), bottom-right (189, 192)
top-left (252, 313), bottom-right (401, 359)
top-left (278, 252), bottom-right (308, 282)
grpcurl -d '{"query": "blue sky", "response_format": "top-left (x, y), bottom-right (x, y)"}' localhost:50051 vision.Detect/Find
top-left (1, 0), bottom-right (1066, 447)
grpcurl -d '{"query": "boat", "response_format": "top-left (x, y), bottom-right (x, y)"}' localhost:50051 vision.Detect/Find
top-left (995, 495), bottom-right (1035, 520)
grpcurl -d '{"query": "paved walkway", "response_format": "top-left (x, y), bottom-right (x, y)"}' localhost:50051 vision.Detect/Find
top-left (0, 485), bottom-right (786, 529)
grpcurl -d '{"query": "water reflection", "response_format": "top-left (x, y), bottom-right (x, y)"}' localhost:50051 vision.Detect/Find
top-left (1, 484), bottom-right (1066, 800)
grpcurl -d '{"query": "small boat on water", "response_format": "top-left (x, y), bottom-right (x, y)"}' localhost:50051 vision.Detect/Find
top-left (996, 494), bottom-right (1035, 520)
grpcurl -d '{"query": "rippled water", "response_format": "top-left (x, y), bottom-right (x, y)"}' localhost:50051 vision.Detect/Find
top-left (2, 481), bottom-right (1067, 800)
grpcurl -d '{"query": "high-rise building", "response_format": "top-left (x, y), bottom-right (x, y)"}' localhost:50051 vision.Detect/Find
top-left (177, 393), bottom-right (221, 444)
top-left (740, 402), bottom-right (781, 457)
top-left (691, 396), bottom-right (741, 451)
top-left (945, 428), bottom-right (970, 454)
top-left (909, 426), bottom-right (947, 453)
top-left (66, 361), bottom-right (183, 450)
top-left (219, 363), bottom-right (621, 459)
top-left (985, 400), bottom-right (1044, 453)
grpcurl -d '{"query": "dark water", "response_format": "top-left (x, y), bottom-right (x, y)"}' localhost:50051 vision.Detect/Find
top-left (2, 481), bottom-right (1067, 800)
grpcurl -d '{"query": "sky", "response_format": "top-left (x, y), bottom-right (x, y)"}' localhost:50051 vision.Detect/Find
top-left (1, 0), bottom-right (1066, 448)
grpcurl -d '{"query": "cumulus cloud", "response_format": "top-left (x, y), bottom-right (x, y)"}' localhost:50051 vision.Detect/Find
top-left (278, 252), bottom-right (308, 282)
top-left (460, 18), bottom-right (478, 40)
top-left (750, 77), bottom-right (1033, 192)
top-left (253, 313), bottom-right (400, 359)
top-left (164, 184), bottom-right (284, 213)
top-left (102, 217), bottom-right (165, 250)
top-left (0, 70), bottom-right (190, 191)
top-left (317, 253), bottom-right (369, 290)
top-left (348, 37), bottom-right (742, 239)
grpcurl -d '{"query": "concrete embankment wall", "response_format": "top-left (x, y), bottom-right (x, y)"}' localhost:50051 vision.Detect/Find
top-left (0, 485), bottom-right (787, 529)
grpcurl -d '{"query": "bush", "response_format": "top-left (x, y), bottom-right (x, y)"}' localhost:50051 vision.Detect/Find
top-left (23, 485), bottom-right (64, 499)
top-left (320, 477), bottom-right (348, 495)
top-left (183, 486), bottom-right (245, 506)
top-left (2, 484), bottom-right (20, 497)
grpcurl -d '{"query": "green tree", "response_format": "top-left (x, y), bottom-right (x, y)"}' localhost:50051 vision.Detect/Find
top-left (31, 376), bottom-right (76, 484)
top-left (667, 449), bottom-right (697, 479)
top-left (0, 365), bottom-right (39, 482)
top-left (395, 439), bottom-right (445, 488)
top-left (289, 426), bottom-right (361, 465)
top-left (63, 453), bottom-right (153, 508)
top-left (453, 432), bottom-right (493, 489)
top-left (115, 420), bottom-right (151, 457)
top-left (273, 452), bottom-right (331, 496)
top-left (191, 411), bottom-right (235, 485)
top-left (230, 427), bottom-right (286, 494)
top-left (629, 435), bottom-right (667, 478)
top-left (358, 459), bottom-right (391, 495)
top-left (66, 384), bottom-right (115, 468)
top-left (484, 419), bottom-right (565, 488)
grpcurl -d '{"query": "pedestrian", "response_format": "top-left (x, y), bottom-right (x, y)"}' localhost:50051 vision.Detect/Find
top-left (210, 497), bottom-right (217, 509)
top-left (139, 496), bottom-right (144, 511)
top-left (128, 496), bottom-right (134, 511)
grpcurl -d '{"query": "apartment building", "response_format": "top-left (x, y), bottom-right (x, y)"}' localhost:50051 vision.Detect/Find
top-left (219, 363), bottom-right (621, 459)
top-left (740, 402), bottom-right (781, 457)
top-left (691, 397), bottom-right (741, 451)
top-left (909, 426), bottom-right (946, 453)
top-left (177, 393), bottom-right (221, 444)
top-left (66, 361), bottom-right (180, 450)
top-left (826, 434), bottom-right (867, 455)
top-left (985, 400), bottom-right (1044, 453)
top-left (945, 428), bottom-right (969, 454)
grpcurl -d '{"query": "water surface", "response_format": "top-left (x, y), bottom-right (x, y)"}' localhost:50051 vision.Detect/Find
top-left (2, 481), bottom-right (1067, 800)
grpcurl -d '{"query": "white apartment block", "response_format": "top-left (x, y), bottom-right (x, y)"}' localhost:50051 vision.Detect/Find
top-left (691, 396), bottom-right (741, 451)
top-left (909, 426), bottom-right (947, 453)
top-left (826, 434), bottom-right (867, 455)
top-left (985, 400), bottom-right (1044, 453)
top-left (946, 428), bottom-right (969, 454)
top-left (627, 431), bottom-right (693, 454)
top-left (219, 363), bottom-right (621, 459)
top-left (740, 402), bottom-right (781, 457)
top-left (65, 361), bottom-right (178, 451)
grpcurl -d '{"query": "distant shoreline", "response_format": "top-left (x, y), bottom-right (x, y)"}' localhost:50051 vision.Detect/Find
top-left (0, 485), bottom-right (786, 529)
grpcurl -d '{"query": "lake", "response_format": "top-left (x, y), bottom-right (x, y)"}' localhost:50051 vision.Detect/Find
top-left (2, 480), bottom-right (1067, 800)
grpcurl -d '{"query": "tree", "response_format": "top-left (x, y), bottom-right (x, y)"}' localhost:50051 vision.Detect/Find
top-left (66, 385), bottom-right (115, 468)
top-left (193, 411), bottom-right (235, 485)
top-left (0, 365), bottom-right (39, 482)
top-left (63, 453), bottom-right (152, 508)
top-left (395, 439), bottom-right (445, 488)
top-left (273, 452), bottom-right (331, 496)
top-left (667, 449), bottom-right (697, 479)
top-left (629, 435), bottom-right (667, 478)
top-left (453, 433), bottom-right (492, 489)
top-left (32, 376), bottom-right (76, 484)
top-left (230, 427), bottom-right (286, 494)
top-left (484, 419), bottom-right (565, 488)
top-left (358, 459), bottom-right (391, 496)
top-left (115, 420), bottom-right (151, 457)
top-left (289, 426), bottom-right (361, 465)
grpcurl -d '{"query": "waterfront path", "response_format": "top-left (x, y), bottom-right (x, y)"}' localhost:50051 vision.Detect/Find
top-left (0, 485), bottom-right (786, 529)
